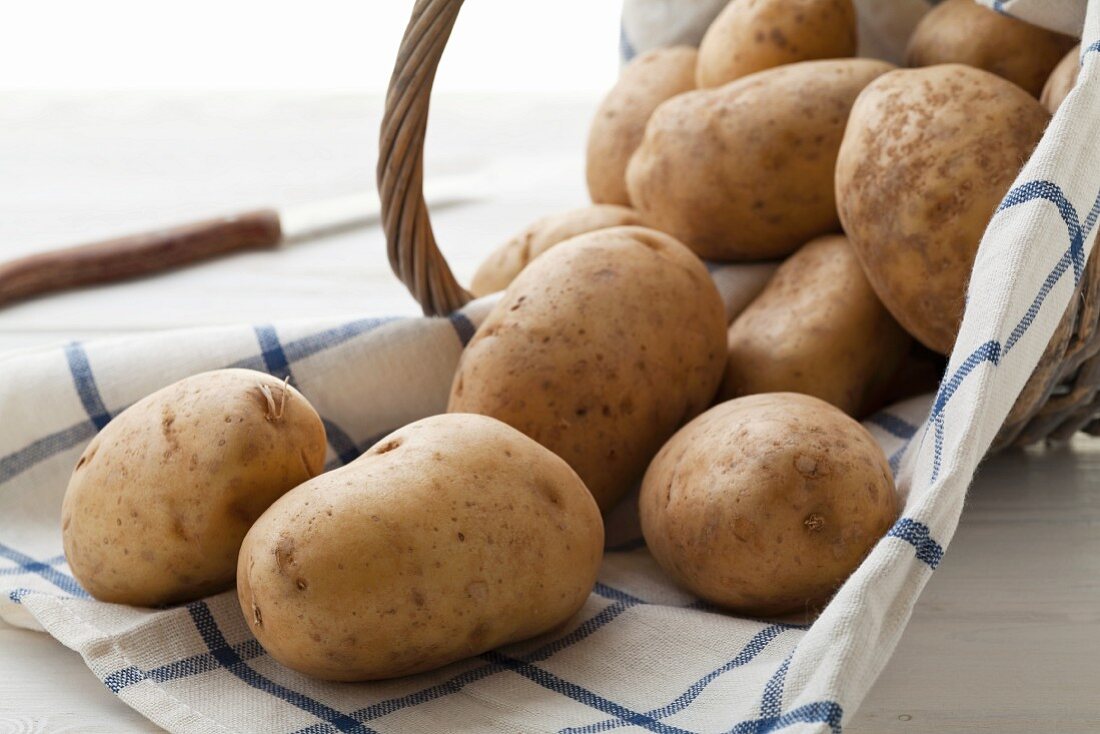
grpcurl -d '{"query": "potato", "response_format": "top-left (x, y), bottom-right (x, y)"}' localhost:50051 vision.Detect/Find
top-left (1041, 44), bottom-right (1081, 113)
top-left (721, 235), bottom-right (910, 416)
top-left (905, 0), bottom-right (1077, 97)
top-left (62, 369), bottom-right (326, 607)
top-left (627, 58), bottom-right (894, 261)
top-left (237, 413), bottom-right (603, 681)
top-left (470, 205), bottom-right (642, 296)
top-left (449, 226), bottom-right (727, 513)
top-left (586, 46), bottom-right (698, 206)
top-left (836, 65), bottom-right (1049, 353)
top-left (696, 0), bottom-right (857, 88)
top-left (640, 393), bottom-right (898, 616)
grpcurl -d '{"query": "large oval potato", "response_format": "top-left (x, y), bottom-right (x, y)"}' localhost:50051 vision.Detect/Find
top-left (62, 369), bottom-right (326, 606)
top-left (836, 65), bottom-right (1049, 353)
top-left (905, 0), bottom-right (1077, 97)
top-left (449, 226), bottom-right (727, 513)
top-left (1041, 44), bottom-right (1081, 113)
top-left (586, 46), bottom-right (698, 206)
top-left (237, 413), bottom-right (603, 681)
top-left (721, 235), bottom-right (910, 416)
top-left (696, 0), bottom-right (857, 88)
top-left (627, 58), bottom-right (894, 261)
top-left (640, 393), bottom-right (898, 616)
top-left (470, 204), bottom-right (642, 296)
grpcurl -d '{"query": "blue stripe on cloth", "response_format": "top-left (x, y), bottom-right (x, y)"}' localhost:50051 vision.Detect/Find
top-left (0, 541), bottom-right (88, 597)
top-left (759, 654), bottom-right (792, 719)
top-left (334, 600), bottom-right (638, 729)
top-left (1004, 251), bottom-right (1073, 352)
top-left (339, 584), bottom-right (647, 725)
top-left (253, 325), bottom-right (363, 466)
top-left (231, 318), bottom-right (397, 372)
top-left (0, 553), bottom-right (66, 576)
top-left (321, 418), bottom-right (361, 466)
top-left (0, 421), bottom-right (98, 485)
top-left (0, 318), bottom-right (394, 487)
top-left (996, 180), bottom-right (1087, 281)
top-left (926, 183), bottom-right (1100, 481)
top-left (591, 582), bottom-right (647, 606)
top-left (619, 22), bottom-right (636, 63)
top-left (289, 584), bottom-right (672, 734)
top-left (930, 340), bottom-right (1001, 482)
top-left (64, 342), bottom-right (112, 430)
top-left (254, 325), bottom-right (293, 380)
top-left (105, 639), bottom-right (266, 693)
top-left (560, 624), bottom-right (790, 734)
top-left (887, 517), bottom-right (944, 569)
top-left (990, 0), bottom-right (1007, 14)
top-left (281, 318), bottom-right (397, 362)
top-left (865, 412), bottom-right (917, 440)
top-left (922, 181), bottom-right (1100, 482)
top-left (726, 700), bottom-right (843, 734)
top-left (448, 312), bottom-right (477, 346)
top-left (1085, 41), bottom-right (1100, 61)
top-left (187, 603), bottom-right (375, 734)
top-left (97, 582), bottom-right (648, 734)
top-left (482, 650), bottom-right (690, 734)
top-left (888, 443), bottom-right (908, 477)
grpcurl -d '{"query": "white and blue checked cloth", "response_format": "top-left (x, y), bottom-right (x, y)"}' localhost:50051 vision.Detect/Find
top-left (3, 1), bottom-right (1099, 732)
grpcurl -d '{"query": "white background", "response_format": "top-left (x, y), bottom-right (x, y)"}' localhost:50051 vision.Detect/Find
top-left (0, 0), bottom-right (622, 92)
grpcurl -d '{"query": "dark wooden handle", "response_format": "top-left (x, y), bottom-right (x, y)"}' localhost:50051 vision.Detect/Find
top-left (0, 210), bottom-right (282, 307)
top-left (378, 0), bottom-right (472, 316)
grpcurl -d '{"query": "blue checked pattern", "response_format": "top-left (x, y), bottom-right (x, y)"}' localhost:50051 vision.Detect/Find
top-left (0, 300), bottom-right (915, 733)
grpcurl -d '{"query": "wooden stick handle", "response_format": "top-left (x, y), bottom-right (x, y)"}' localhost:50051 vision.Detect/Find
top-left (0, 210), bottom-right (282, 307)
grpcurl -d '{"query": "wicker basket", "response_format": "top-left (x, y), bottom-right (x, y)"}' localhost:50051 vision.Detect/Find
top-left (376, 0), bottom-right (1100, 450)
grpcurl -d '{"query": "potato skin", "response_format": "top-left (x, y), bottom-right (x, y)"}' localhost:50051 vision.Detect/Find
top-left (627, 59), bottom-right (894, 261)
top-left (237, 414), bottom-right (603, 681)
top-left (696, 0), bottom-right (857, 88)
top-left (905, 0), bottom-right (1077, 97)
top-left (449, 226), bottom-right (727, 513)
top-left (62, 369), bottom-right (326, 607)
top-left (586, 46), bottom-right (698, 206)
top-left (1040, 44), bottom-right (1081, 113)
top-left (722, 235), bottom-right (910, 416)
top-left (836, 65), bottom-right (1049, 353)
top-left (640, 393), bottom-right (898, 616)
top-left (470, 205), bottom-right (642, 296)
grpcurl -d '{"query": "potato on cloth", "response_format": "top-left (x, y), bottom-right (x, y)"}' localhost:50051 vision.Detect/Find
top-left (237, 413), bottom-right (603, 681)
top-left (640, 393), bottom-right (899, 616)
top-left (62, 369), bottom-right (326, 607)
top-left (450, 226), bottom-right (727, 513)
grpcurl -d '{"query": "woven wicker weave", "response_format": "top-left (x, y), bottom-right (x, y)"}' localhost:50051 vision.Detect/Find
top-left (377, 0), bottom-right (1100, 448)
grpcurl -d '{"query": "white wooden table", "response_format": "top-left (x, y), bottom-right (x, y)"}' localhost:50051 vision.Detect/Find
top-left (1, 93), bottom-right (1098, 733)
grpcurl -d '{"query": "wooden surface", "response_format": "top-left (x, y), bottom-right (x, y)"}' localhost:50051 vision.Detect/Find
top-left (1, 93), bottom-right (1098, 732)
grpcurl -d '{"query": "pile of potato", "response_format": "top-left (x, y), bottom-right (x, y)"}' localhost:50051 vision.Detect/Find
top-left (63, 0), bottom-right (1076, 683)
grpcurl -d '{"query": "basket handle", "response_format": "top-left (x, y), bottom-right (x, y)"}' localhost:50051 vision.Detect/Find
top-left (378, 0), bottom-right (473, 316)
